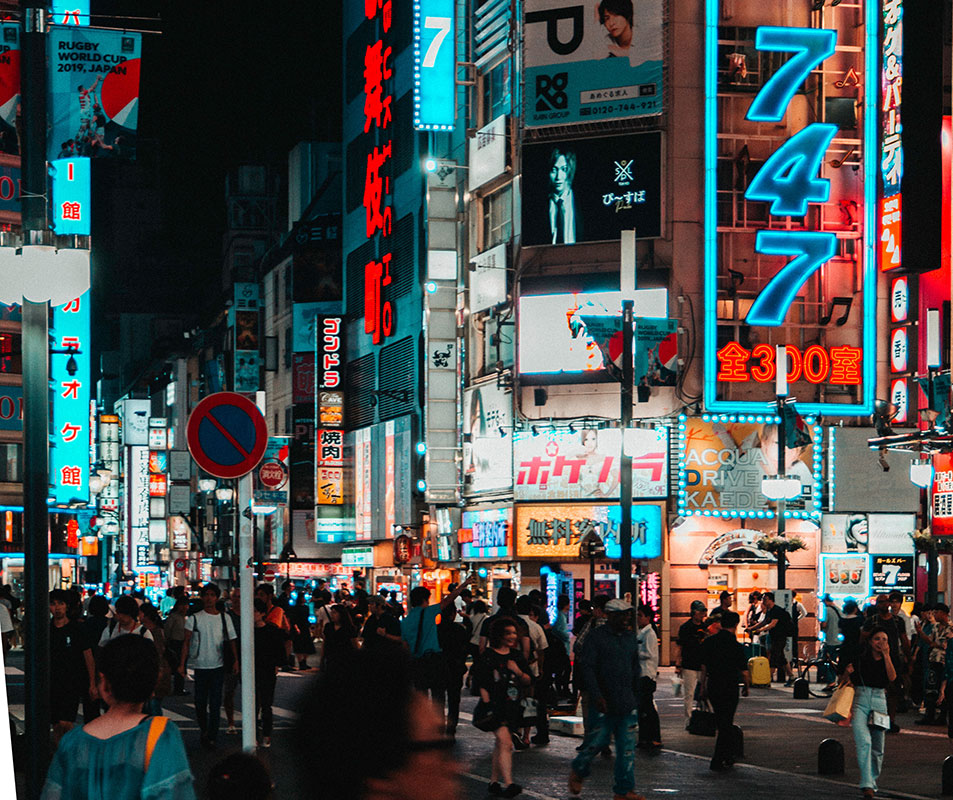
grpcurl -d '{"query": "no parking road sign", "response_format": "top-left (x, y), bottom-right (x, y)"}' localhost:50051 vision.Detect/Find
top-left (186, 392), bottom-right (268, 479)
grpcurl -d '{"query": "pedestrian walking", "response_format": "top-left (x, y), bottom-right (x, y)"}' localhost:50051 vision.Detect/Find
top-left (517, 598), bottom-right (550, 746)
top-left (675, 600), bottom-right (708, 724)
top-left (635, 604), bottom-right (661, 750)
top-left (49, 589), bottom-right (97, 739)
top-left (572, 594), bottom-right (609, 751)
top-left (551, 595), bottom-right (572, 695)
top-left (841, 627), bottom-right (896, 799)
top-left (253, 598), bottom-right (287, 748)
top-left (919, 602), bottom-right (952, 725)
top-left (862, 592), bottom-right (909, 730)
top-left (402, 575), bottom-right (474, 713)
top-left (41, 634), bottom-right (195, 800)
top-left (164, 599), bottom-right (189, 696)
top-left (220, 586), bottom-right (241, 734)
top-left (439, 600), bottom-right (471, 738)
top-left (569, 598), bottom-right (644, 800)
top-left (290, 592), bottom-right (316, 669)
top-left (320, 603), bottom-right (360, 671)
top-left (138, 604), bottom-right (171, 716)
top-left (256, 583), bottom-right (293, 669)
top-left (178, 582), bottom-right (238, 748)
top-left (473, 617), bottom-right (532, 797)
top-left (100, 595), bottom-right (154, 645)
top-left (699, 610), bottom-right (750, 771)
top-left (295, 644), bottom-right (462, 800)
top-left (361, 594), bottom-right (402, 651)
top-left (749, 591), bottom-right (794, 684)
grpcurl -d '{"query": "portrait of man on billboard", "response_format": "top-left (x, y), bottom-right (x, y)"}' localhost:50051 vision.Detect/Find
top-left (547, 147), bottom-right (581, 244)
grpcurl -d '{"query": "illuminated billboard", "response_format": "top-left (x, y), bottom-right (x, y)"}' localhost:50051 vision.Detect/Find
top-left (518, 291), bottom-right (670, 382)
top-left (521, 132), bottom-right (661, 246)
top-left (704, 5), bottom-right (877, 415)
top-left (463, 382), bottom-right (513, 496)
top-left (514, 426), bottom-right (668, 501)
top-left (413, 0), bottom-right (455, 131)
top-left (676, 414), bottom-right (822, 520)
top-left (523, 0), bottom-right (663, 127)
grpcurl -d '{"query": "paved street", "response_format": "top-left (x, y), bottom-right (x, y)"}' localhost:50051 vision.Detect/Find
top-left (5, 649), bottom-right (950, 799)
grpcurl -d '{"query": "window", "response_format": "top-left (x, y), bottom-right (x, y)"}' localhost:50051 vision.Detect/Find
top-left (238, 166), bottom-right (266, 195)
top-left (481, 60), bottom-right (511, 125)
top-left (284, 264), bottom-right (293, 301)
top-left (284, 327), bottom-right (293, 369)
top-left (0, 333), bottom-right (21, 374)
top-left (273, 272), bottom-right (279, 313)
top-left (481, 185), bottom-right (512, 250)
top-left (284, 407), bottom-right (293, 435)
top-left (0, 443), bottom-right (21, 482)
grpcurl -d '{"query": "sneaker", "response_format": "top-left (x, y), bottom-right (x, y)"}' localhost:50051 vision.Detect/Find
top-left (226, 725), bottom-right (238, 735)
top-left (613, 794), bottom-right (647, 800)
top-left (783, 679), bottom-right (795, 687)
top-left (261, 737), bottom-right (271, 748)
top-left (511, 733), bottom-right (529, 751)
top-left (502, 784), bottom-right (522, 798)
top-left (488, 782), bottom-right (503, 796)
top-left (530, 735), bottom-right (549, 746)
top-left (568, 773), bottom-right (583, 795)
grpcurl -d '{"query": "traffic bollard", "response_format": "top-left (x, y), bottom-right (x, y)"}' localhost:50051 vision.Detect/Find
top-left (793, 678), bottom-right (810, 699)
top-left (942, 755), bottom-right (953, 795)
top-left (818, 738), bottom-right (844, 775)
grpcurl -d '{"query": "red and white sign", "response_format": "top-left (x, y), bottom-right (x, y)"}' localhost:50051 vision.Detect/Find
top-left (932, 452), bottom-right (953, 536)
top-left (361, 1), bottom-right (396, 345)
top-left (880, 195), bottom-right (902, 271)
top-left (258, 460), bottom-right (287, 490)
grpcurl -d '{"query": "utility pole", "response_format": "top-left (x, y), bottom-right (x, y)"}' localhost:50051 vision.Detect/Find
top-left (619, 300), bottom-right (634, 599)
top-left (21, 2), bottom-right (50, 797)
top-left (776, 398), bottom-right (787, 591)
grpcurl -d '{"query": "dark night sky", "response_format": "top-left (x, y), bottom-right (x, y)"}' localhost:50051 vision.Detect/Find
top-left (90, 0), bottom-right (343, 316)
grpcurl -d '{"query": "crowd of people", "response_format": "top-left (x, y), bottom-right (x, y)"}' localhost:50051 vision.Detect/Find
top-left (10, 574), bottom-right (953, 800)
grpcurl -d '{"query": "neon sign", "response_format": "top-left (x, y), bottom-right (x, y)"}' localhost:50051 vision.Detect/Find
top-left (880, 0), bottom-right (902, 272)
top-left (704, 6), bottom-right (877, 416)
top-left (362, 0), bottom-right (396, 345)
top-left (413, 0), bottom-right (455, 131)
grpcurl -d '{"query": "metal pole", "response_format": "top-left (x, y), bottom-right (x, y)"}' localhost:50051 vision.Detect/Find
top-left (22, 3), bottom-right (50, 796)
top-left (776, 401), bottom-right (787, 591)
top-left (589, 555), bottom-right (595, 600)
top-left (619, 300), bottom-right (634, 599)
top-left (238, 473), bottom-right (256, 752)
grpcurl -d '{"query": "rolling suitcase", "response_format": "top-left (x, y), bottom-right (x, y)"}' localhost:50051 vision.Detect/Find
top-left (748, 655), bottom-right (771, 687)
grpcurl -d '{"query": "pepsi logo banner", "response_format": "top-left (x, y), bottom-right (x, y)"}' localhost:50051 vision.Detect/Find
top-left (48, 27), bottom-right (141, 160)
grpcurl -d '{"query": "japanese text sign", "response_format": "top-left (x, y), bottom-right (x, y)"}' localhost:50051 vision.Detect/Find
top-left (514, 502), bottom-right (663, 560)
top-left (704, 4), bottom-right (877, 415)
top-left (50, 291), bottom-right (90, 505)
top-left (460, 507), bottom-right (511, 561)
top-left (932, 452), bottom-right (953, 536)
top-left (514, 427), bottom-right (667, 502)
top-left (413, 0), bottom-right (455, 131)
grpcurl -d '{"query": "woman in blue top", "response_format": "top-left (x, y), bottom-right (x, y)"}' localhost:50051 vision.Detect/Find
top-left (42, 633), bottom-right (195, 800)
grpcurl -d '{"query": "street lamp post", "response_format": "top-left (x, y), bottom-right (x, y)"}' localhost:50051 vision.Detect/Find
top-left (619, 300), bottom-right (634, 600)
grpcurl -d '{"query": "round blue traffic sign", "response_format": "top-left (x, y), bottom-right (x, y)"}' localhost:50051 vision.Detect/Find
top-left (186, 392), bottom-right (268, 479)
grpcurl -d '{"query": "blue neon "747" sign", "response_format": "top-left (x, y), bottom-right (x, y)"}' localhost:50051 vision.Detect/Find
top-left (744, 26), bottom-right (837, 327)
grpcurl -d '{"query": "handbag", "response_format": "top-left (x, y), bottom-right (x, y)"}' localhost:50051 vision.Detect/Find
top-left (520, 696), bottom-right (539, 726)
top-left (472, 700), bottom-right (500, 732)
top-left (868, 710), bottom-right (890, 730)
top-left (822, 683), bottom-right (854, 723)
top-left (688, 700), bottom-right (717, 736)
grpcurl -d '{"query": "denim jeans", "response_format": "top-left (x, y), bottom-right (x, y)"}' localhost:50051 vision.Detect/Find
top-left (193, 667), bottom-right (225, 742)
top-left (851, 686), bottom-right (887, 792)
top-left (571, 707), bottom-right (638, 795)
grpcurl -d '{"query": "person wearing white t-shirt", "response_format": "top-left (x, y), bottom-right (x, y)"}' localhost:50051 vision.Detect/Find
top-left (98, 594), bottom-right (153, 645)
top-left (517, 596), bottom-right (551, 746)
top-left (179, 583), bottom-right (237, 747)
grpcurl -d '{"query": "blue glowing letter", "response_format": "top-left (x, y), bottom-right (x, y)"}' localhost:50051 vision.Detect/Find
top-left (747, 27), bottom-right (837, 122)
top-left (746, 231), bottom-right (837, 327)
top-left (745, 124), bottom-right (837, 216)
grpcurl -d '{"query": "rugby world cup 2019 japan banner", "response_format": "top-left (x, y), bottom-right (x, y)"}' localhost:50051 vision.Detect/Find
top-left (49, 28), bottom-right (141, 160)
top-left (523, 0), bottom-right (663, 127)
top-left (704, 4), bottom-right (876, 415)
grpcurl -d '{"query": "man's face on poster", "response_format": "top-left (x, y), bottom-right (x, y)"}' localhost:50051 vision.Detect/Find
top-left (550, 155), bottom-right (571, 196)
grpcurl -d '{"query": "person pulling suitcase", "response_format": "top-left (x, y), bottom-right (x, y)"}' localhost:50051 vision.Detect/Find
top-left (699, 610), bottom-right (750, 771)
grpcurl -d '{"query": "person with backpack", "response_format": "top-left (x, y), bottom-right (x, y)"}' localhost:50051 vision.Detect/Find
top-left (99, 595), bottom-right (154, 645)
top-left (41, 634), bottom-right (195, 800)
top-left (749, 592), bottom-right (794, 685)
top-left (178, 583), bottom-right (238, 748)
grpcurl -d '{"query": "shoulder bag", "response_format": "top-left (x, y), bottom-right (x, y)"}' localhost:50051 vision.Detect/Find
top-left (688, 699), bottom-right (717, 736)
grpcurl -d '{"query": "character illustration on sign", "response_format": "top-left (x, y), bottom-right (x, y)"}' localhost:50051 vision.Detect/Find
top-left (432, 345), bottom-right (452, 368)
top-left (547, 147), bottom-right (580, 244)
top-left (464, 387), bottom-right (486, 478)
top-left (574, 429), bottom-right (619, 498)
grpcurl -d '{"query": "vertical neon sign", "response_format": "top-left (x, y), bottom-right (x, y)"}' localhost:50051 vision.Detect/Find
top-left (362, 0), bottom-right (396, 346)
top-left (880, 0), bottom-right (902, 272)
top-left (704, 4), bottom-right (876, 416)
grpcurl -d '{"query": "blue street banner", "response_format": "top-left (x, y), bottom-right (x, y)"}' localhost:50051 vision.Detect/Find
top-left (50, 291), bottom-right (91, 506)
top-left (52, 2), bottom-right (90, 26)
top-left (48, 27), bottom-right (141, 160)
top-left (0, 23), bottom-right (19, 157)
top-left (413, 0), bottom-right (455, 130)
top-left (523, 0), bottom-right (663, 127)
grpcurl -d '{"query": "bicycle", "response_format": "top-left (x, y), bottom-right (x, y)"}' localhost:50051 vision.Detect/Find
top-left (796, 639), bottom-right (841, 698)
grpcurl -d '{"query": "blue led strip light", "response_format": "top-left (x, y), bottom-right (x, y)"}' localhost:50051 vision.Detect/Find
top-left (746, 27), bottom-right (837, 122)
top-left (704, 3), bottom-right (877, 416)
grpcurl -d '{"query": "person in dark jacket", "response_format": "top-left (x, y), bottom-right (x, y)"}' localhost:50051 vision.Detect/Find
top-left (254, 599), bottom-right (288, 748)
top-left (700, 610), bottom-right (750, 771)
top-left (568, 598), bottom-right (642, 800)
